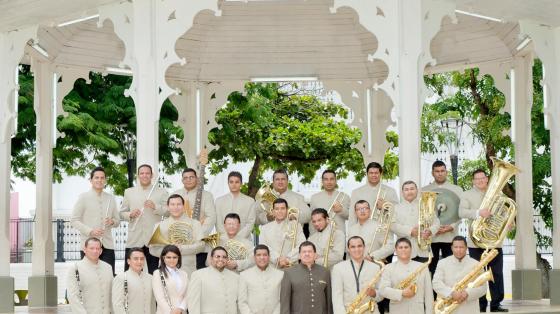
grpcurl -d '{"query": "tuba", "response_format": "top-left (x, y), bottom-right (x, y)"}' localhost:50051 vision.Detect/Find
top-left (470, 157), bottom-right (519, 249)
top-left (255, 183), bottom-right (279, 217)
top-left (148, 221), bottom-right (194, 246)
top-left (434, 249), bottom-right (497, 314)
top-left (418, 191), bottom-right (438, 251)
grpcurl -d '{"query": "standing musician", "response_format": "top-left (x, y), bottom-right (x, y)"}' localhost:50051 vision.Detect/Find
top-left (379, 238), bottom-right (433, 314)
top-left (149, 194), bottom-right (205, 276)
top-left (120, 164), bottom-right (169, 274)
top-left (215, 171), bottom-right (256, 240)
top-left (308, 208), bottom-right (345, 269)
top-left (391, 181), bottom-right (440, 263)
top-left (432, 236), bottom-right (488, 314)
top-left (350, 162), bottom-right (399, 226)
top-left (347, 200), bottom-right (394, 262)
top-left (422, 160), bottom-right (465, 274)
top-left (187, 246), bottom-right (240, 314)
top-left (460, 169), bottom-right (508, 312)
top-left (152, 245), bottom-right (189, 314)
top-left (310, 170), bottom-right (350, 234)
top-left (331, 236), bottom-right (383, 314)
top-left (280, 241), bottom-right (332, 314)
top-left (256, 169), bottom-right (310, 225)
top-left (66, 237), bottom-right (113, 314)
top-left (174, 167), bottom-right (216, 269)
top-left (71, 166), bottom-right (120, 274)
top-left (205, 213), bottom-right (254, 272)
top-left (112, 247), bottom-right (155, 314)
top-left (259, 198), bottom-right (306, 269)
top-left (238, 244), bottom-right (284, 314)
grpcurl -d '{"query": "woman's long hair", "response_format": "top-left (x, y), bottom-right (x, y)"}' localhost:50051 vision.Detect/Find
top-left (159, 244), bottom-right (182, 278)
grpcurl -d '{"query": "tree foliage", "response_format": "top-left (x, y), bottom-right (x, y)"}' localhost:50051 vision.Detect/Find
top-left (11, 66), bottom-right (185, 195)
top-left (208, 82), bottom-right (368, 196)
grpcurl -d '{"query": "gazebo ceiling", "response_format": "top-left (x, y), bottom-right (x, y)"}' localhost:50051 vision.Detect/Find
top-left (1, 0), bottom-right (552, 81)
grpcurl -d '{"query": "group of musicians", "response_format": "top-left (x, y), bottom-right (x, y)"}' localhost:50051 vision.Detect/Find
top-left (68, 160), bottom-right (508, 314)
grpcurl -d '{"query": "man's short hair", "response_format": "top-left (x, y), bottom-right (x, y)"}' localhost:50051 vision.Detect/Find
top-left (211, 246), bottom-right (228, 258)
top-left (432, 160), bottom-right (447, 170)
top-left (299, 241), bottom-right (316, 253)
top-left (347, 235), bottom-right (365, 248)
top-left (228, 171), bottom-right (243, 182)
top-left (452, 235), bottom-right (468, 246)
top-left (137, 164), bottom-right (153, 174)
top-left (167, 194), bottom-right (185, 205)
top-left (254, 244), bottom-right (270, 255)
top-left (366, 162), bottom-right (383, 174)
top-left (395, 237), bottom-right (412, 248)
top-left (273, 198), bottom-right (288, 208)
top-left (126, 247), bottom-right (145, 260)
top-left (84, 237), bottom-right (102, 248)
top-left (272, 169), bottom-right (288, 180)
top-left (311, 208), bottom-right (329, 219)
top-left (224, 212), bottom-right (241, 223)
top-left (401, 180), bottom-right (417, 190)
top-left (472, 169), bottom-right (487, 178)
top-left (182, 168), bottom-right (197, 176)
top-left (90, 166), bottom-right (106, 180)
top-left (354, 200), bottom-right (370, 210)
top-left (321, 169), bottom-right (336, 179)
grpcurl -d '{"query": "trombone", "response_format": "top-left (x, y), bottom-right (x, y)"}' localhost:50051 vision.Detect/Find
top-left (276, 207), bottom-right (299, 268)
top-left (326, 191), bottom-right (345, 218)
top-left (370, 175), bottom-right (387, 221)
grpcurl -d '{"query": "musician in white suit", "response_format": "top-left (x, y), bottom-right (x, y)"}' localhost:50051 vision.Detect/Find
top-left (188, 246), bottom-right (240, 314)
top-left (309, 170), bottom-right (350, 233)
top-left (215, 171), bottom-right (256, 240)
top-left (112, 247), bottom-right (155, 314)
top-left (152, 245), bottom-right (189, 314)
top-left (379, 238), bottom-right (433, 314)
top-left (238, 244), bottom-right (284, 314)
top-left (432, 236), bottom-right (488, 314)
top-left (331, 236), bottom-right (383, 314)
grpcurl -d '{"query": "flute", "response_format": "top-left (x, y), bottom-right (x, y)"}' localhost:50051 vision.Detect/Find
top-left (101, 198), bottom-right (112, 231)
top-left (130, 176), bottom-right (159, 231)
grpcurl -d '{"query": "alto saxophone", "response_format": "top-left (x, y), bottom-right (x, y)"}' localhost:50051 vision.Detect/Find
top-left (346, 260), bottom-right (385, 314)
top-left (396, 254), bottom-right (432, 294)
top-left (433, 249), bottom-right (498, 314)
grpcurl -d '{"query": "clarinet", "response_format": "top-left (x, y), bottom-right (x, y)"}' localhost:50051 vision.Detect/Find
top-left (160, 270), bottom-right (174, 310)
top-left (124, 272), bottom-right (129, 313)
top-left (75, 264), bottom-right (83, 305)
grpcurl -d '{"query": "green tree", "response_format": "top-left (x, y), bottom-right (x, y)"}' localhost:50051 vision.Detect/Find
top-left (11, 66), bottom-right (185, 195)
top-left (208, 82), bottom-right (395, 197)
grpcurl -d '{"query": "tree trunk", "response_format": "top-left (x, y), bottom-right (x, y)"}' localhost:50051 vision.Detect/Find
top-left (247, 156), bottom-right (262, 198)
top-left (468, 69), bottom-right (516, 199)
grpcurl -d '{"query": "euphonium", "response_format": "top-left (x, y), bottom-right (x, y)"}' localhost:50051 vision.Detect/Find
top-left (470, 157), bottom-right (519, 249)
top-left (418, 191), bottom-right (438, 251)
top-left (433, 249), bottom-right (498, 314)
top-left (255, 183), bottom-right (279, 217)
top-left (396, 253), bottom-right (432, 294)
top-left (346, 260), bottom-right (385, 314)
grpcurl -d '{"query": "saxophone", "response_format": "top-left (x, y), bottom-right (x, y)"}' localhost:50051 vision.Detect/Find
top-left (433, 249), bottom-right (498, 314)
top-left (346, 260), bottom-right (385, 314)
top-left (418, 191), bottom-right (438, 251)
top-left (396, 254), bottom-right (432, 294)
top-left (470, 157), bottom-right (519, 249)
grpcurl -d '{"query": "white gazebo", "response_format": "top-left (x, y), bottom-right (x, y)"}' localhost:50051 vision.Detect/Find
top-left (1, 0), bottom-right (559, 311)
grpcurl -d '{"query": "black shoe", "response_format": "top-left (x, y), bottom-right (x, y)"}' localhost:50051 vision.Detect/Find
top-left (480, 307), bottom-right (487, 312)
top-left (490, 306), bottom-right (508, 312)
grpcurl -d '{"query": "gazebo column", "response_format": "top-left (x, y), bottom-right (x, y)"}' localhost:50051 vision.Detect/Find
top-left (28, 56), bottom-right (57, 307)
top-left (520, 21), bottom-right (560, 305)
top-left (511, 53), bottom-right (542, 300)
top-left (98, 0), bottom-right (220, 169)
top-left (171, 81), bottom-right (198, 167)
top-left (0, 26), bottom-right (37, 313)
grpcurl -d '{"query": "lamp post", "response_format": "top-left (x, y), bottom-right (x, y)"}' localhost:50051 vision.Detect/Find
top-left (440, 118), bottom-right (464, 185)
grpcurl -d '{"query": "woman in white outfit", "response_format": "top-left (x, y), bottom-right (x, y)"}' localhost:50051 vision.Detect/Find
top-left (152, 245), bottom-right (189, 314)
